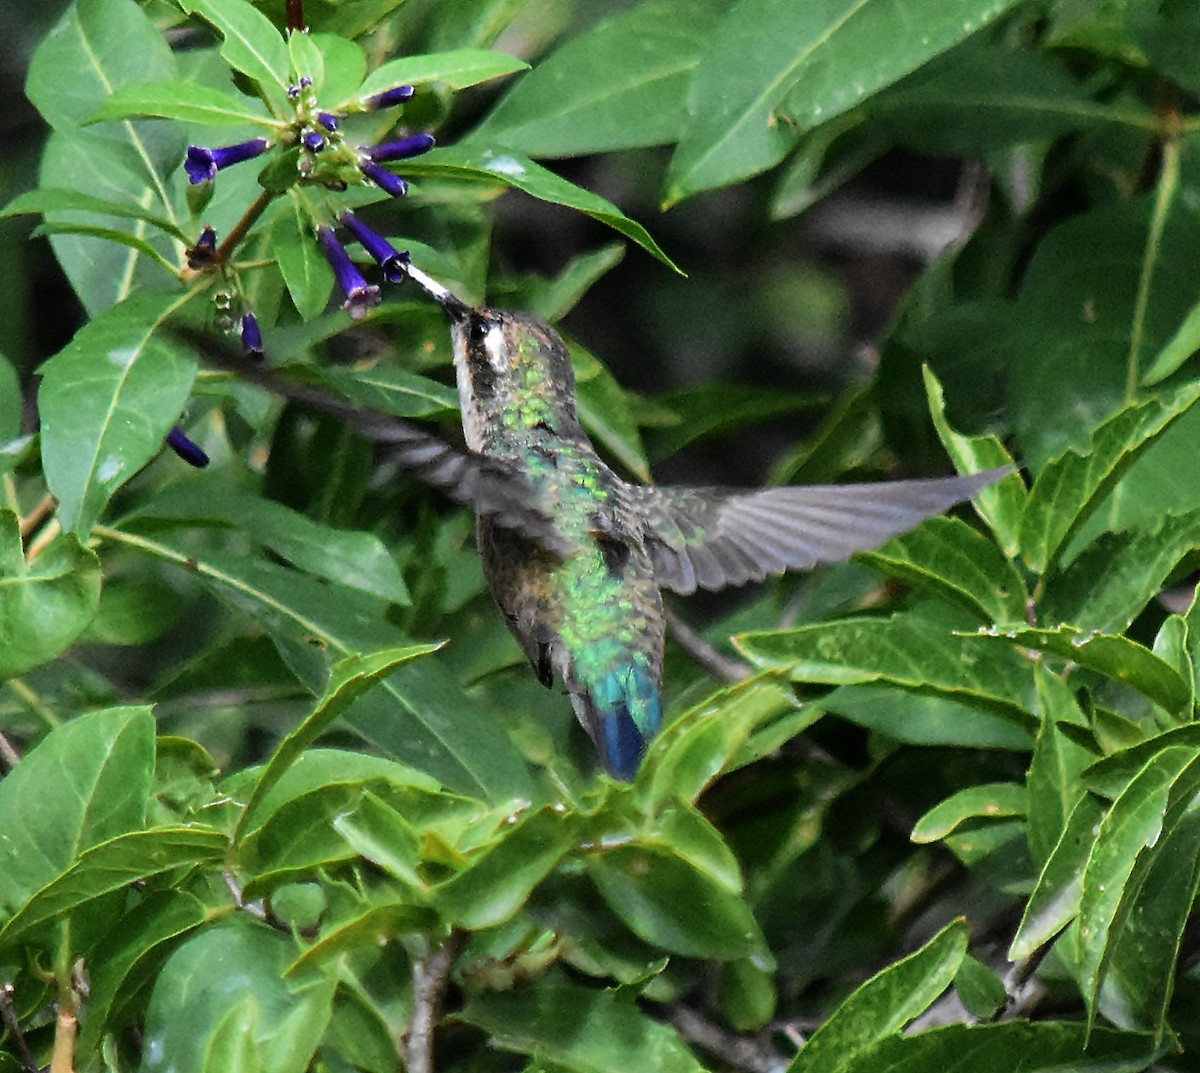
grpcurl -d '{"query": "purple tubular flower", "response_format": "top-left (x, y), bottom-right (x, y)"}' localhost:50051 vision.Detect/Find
top-left (363, 84), bottom-right (415, 111)
top-left (184, 139), bottom-right (270, 184)
top-left (364, 132), bottom-right (435, 163)
top-left (241, 312), bottom-right (264, 358)
top-left (316, 225), bottom-right (381, 320)
top-left (317, 111), bottom-right (339, 131)
top-left (166, 427), bottom-right (210, 467)
top-left (341, 211), bottom-right (410, 284)
top-left (186, 225), bottom-right (218, 269)
top-left (302, 130), bottom-right (325, 152)
top-left (359, 162), bottom-right (408, 198)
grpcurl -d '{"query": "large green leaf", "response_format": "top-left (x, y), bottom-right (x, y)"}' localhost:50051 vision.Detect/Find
top-left (436, 806), bottom-right (582, 929)
top-left (473, 0), bottom-right (724, 157)
top-left (237, 645), bottom-right (440, 838)
top-left (0, 827), bottom-right (227, 949)
top-left (1076, 747), bottom-right (1200, 1026)
top-left (139, 922), bottom-right (336, 1073)
top-left (0, 512), bottom-right (101, 679)
top-left (0, 706), bottom-right (154, 914)
top-left (666, 0), bottom-right (1023, 202)
top-left (459, 982), bottom-right (707, 1073)
top-left (849, 1022), bottom-right (1159, 1071)
top-left (39, 291), bottom-right (198, 536)
top-left (788, 919), bottom-right (967, 1073)
top-left (399, 146), bottom-right (679, 273)
top-left (858, 516), bottom-right (1028, 625)
top-left (91, 81), bottom-right (279, 127)
top-left (967, 625), bottom-right (1192, 717)
top-left (26, 0), bottom-right (187, 313)
top-left (100, 528), bottom-right (533, 799)
top-left (588, 842), bottom-right (766, 960)
top-left (1019, 384), bottom-right (1200, 575)
top-left (735, 613), bottom-right (1036, 726)
top-left (177, 0), bottom-right (290, 95)
top-left (354, 47), bottom-right (529, 98)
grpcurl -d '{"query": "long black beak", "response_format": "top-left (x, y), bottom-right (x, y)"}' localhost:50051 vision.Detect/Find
top-left (406, 263), bottom-right (472, 322)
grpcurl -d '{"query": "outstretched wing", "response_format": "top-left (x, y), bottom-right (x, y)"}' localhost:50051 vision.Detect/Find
top-left (635, 468), bottom-right (1011, 595)
top-left (172, 327), bottom-right (575, 558)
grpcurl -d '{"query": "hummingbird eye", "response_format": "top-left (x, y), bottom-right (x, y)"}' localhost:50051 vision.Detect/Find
top-left (469, 317), bottom-right (495, 343)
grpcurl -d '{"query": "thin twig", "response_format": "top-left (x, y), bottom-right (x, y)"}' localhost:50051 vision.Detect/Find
top-left (0, 731), bottom-right (20, 773)
top-left (24, 518), bottom-right (61, 563)
top-left (0, 985), bottom-right (37, 1073)
top-left (286, 0), bottom-right (306, 32)
top-left (665, 609), bottom-right (751, 684)
top-left (404, 932), bottom-right (462, 1073)
top-left (666, 1006), bottom-right (791, 1073)
top-left (18, 494), bottom-right (56, 541)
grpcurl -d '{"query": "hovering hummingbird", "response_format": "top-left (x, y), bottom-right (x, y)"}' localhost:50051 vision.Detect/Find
top-left (401, 266), bottom-right (1007, 780)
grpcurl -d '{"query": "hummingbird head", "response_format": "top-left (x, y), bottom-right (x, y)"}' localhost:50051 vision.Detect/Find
top-left (445, 303), bottom-right (583, 450)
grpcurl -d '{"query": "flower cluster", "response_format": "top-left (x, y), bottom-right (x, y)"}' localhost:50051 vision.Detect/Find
top-left (169, 75), bottom-right (432, 461)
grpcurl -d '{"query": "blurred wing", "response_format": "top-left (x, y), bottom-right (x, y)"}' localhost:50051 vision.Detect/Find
top-left (173, 327), bottom-right (575, 558)
top-left (637, 468), bottom-right (1011, 595)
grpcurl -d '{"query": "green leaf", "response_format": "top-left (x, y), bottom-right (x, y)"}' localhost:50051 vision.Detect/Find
top-left (923, 367), bottom-right (1024, 558)
top-left (666, 0), bottom-right (1023, 202)
top-left (316, 364), bottom-right (457, 419)
top-left (103, 530), bottom-right (533, 798)
top-left (0, 513), bottom-right (101, 679)
top-left (1041, 513), bottom-right (1200, 635)
top-left (330, 791), bottom-right (427, 894)
top-left (1010, 792), bottom-right (1106, 960)
top-left (32, 220), bottom-right (178, 274)
top-left (92, 81), bottom-right (278, 127)
top-left (437, 806), bottom-right (582, 930)
top-left (646, 381), bottom-right (822, 463)
top-left (354, 47), bottom-right (529, 98)
top-left (1077, 747), bottom-right (1200, 1024)
top-left (1100, 800), bottom-right (1200, 1038)
top-left (178, 0), bottom-right (290, 94)
top-left (237, 645), bottom-right (440, 838)
top-left (2, 188), bottom-right (188, 242)
top-left (588, 842), bottom-right (766, 960)
top-left (0, 827), bottom-right (227, 949)
top-left (27, 0), bottom-right (178, 130)
top-left (473, 0), bottom-right (724, 157)
top-left (966, 624), bottom-right (1192, 717)
top-left (1026, 665), bottom-right (1094, 865)
top-left (1020, 384), bottom-right (1200, 574)
top-left (400, 146), bottom-right (680, 273)
top-left (459, 982), bottom-right (708, 1073)
top-left (849, 1022), bottom-right (1159, 1072)
top-left (1080, 724), bottom-right (1200, 799)
top-left (788, 919), bottom-right (968, 1073)
top-left (1142, 297), bottom-right (1200, 386)
top-left (0, 706), bottom-right (154, 914)
top-left (39, 291), bottom-right (199, 536)
top-left (643, 677), bottom-right (803, 808)
top-left (735, 614), bottom-right (1036, 728)
top-left (858, 517), bottom-right (1029, 625)
top-left (26, 0), bottom-right (187, 313)
top-left (275, 197), bottom-right (334, 321)
top-left (203, 999), bottom-right (264, 1073)
top-left (126, 486), bottom-right (412, 603)
top-left (140, 922), bottom-right (336, 1073)
top-left (77, 891), bottom-right (208, 1057)
top-left (911, 783), bottom-right (1025, 844)
top-left (871, 44), bottom-right (1151, 155)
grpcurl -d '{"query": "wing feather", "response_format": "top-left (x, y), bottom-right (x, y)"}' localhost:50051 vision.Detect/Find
top-left (637, 468), bottom-right (1011, 595)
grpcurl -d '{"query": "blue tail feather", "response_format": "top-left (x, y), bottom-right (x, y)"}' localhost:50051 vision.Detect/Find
top-left (588, 664), bottom-right (662, 781)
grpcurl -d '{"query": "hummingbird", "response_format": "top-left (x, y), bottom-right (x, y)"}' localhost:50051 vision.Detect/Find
top-left (402, 266), bottom-right (1008, 781)
top-left (180, 275), bottom-right (1005, 781)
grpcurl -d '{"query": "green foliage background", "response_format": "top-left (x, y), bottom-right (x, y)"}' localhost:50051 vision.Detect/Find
top-left (3, 0), bottom-right (1200, 1069)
